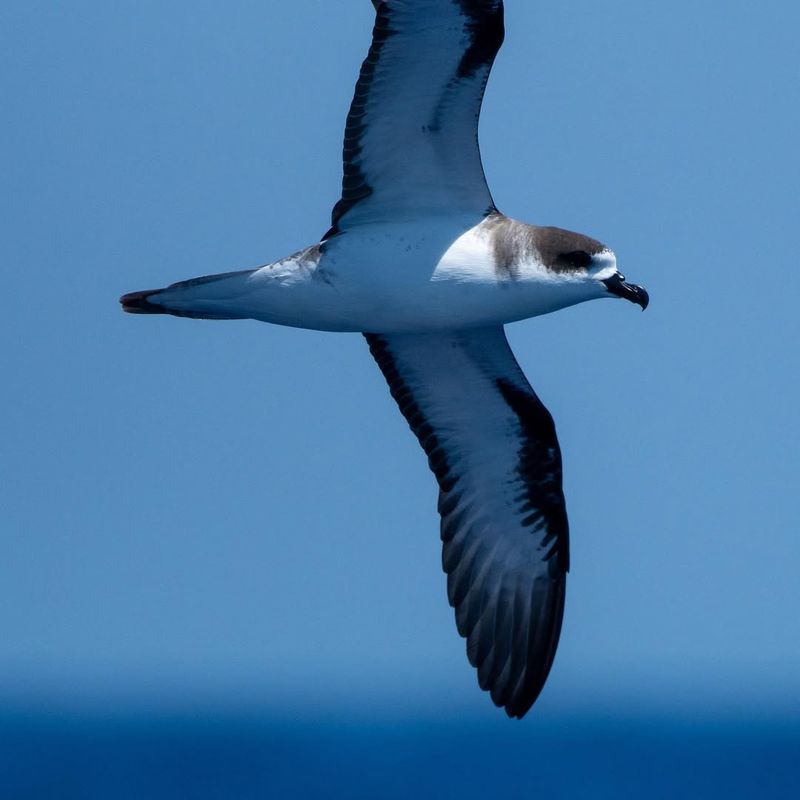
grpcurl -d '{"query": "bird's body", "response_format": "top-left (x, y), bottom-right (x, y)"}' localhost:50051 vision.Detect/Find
top-left (134, 214), bottom-right (619, 332)
top-left (122, 0), bottom-right (648, 718)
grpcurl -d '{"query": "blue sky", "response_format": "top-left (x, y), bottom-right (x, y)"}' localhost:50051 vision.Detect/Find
top-left (2, 0), bottom-right (799, 720)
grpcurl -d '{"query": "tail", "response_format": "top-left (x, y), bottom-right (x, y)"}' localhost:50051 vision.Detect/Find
top-left (119, 270), bottom-right (253, 320)
top-left (120, 288), bottom-right (171, 315)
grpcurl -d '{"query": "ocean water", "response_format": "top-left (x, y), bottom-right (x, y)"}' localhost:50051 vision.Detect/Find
top-left (1, 708), bottom-right (797, 799)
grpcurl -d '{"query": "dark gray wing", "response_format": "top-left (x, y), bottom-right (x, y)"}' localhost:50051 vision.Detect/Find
top-left (365, 327), bottom-right (568, 718)
top-left (325, 0), bottom-right (504, 238)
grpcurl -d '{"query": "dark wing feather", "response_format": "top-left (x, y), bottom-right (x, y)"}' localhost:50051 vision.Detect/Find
top-left (365, 327), bottom-right (568, 718)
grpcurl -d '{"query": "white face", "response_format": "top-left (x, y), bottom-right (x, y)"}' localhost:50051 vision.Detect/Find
top-left (517, 248), bottom-right (620, 300)
top-left (587, 249), bottom-right (619, 282)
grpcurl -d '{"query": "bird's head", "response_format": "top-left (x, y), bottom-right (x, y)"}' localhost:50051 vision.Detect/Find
top-left (531, 226), bottom-right (649, 310)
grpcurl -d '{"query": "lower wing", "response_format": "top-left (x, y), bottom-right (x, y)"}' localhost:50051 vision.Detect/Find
top-left (365, 326), bottom-right (569, 717)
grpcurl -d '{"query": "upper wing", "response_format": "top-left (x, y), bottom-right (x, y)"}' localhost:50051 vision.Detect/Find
top-left (365, 327), bottom-right (569, 718)
top-left (324, 0), bottom-right (504, 238)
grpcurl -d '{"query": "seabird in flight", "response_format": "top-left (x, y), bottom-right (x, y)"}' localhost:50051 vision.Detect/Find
top-left (121, 0), bottom-right (648, 718)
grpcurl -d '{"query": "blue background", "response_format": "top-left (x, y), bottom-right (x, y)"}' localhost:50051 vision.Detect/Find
top-left (2, 1), bottom-right (798, 796)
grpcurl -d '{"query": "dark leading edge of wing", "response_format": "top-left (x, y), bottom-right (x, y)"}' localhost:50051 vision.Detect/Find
top-left (324, 0), bottom-right (505, 239)
top-left (365, 328), bottom-right (568, 718)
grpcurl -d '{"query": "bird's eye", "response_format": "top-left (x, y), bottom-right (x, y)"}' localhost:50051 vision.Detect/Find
top-left (557, 251), bottom-right (592, 269)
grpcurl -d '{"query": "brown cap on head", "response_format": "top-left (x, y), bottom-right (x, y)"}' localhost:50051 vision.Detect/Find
top-left (485, 213), bottom-right (608, 276)
top-left (531, 226), bottom-right (607, 272)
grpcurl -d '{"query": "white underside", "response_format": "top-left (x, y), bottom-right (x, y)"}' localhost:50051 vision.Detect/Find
top-left (152, 216), bottom-right (613, 333)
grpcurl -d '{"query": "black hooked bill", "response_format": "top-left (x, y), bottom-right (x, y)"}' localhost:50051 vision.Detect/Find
top-left (603, 273), bottom-right (649, 310)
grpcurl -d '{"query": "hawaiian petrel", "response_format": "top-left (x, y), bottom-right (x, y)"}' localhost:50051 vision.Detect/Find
top-left (121, 0), bottom-right (648, 718)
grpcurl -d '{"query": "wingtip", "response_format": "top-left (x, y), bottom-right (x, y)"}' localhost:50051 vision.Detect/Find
top-left (499, 689), bottom-right (540, 720)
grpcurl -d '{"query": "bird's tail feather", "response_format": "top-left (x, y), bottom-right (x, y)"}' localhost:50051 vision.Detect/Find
top-left (120, 270), bottom-right (253, 320)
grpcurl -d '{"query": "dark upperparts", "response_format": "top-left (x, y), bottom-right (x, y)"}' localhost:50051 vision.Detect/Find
top-left (455, 1), bottom-right (505, 79)
top-left (494, 378), bottom-right (570, 575)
